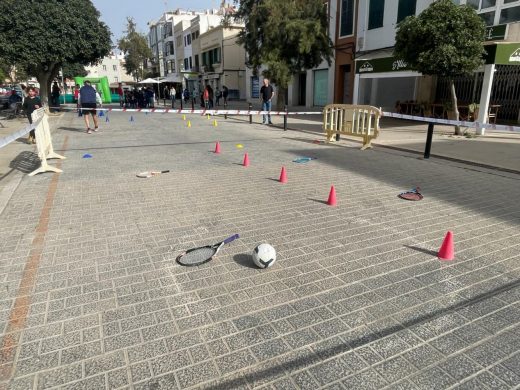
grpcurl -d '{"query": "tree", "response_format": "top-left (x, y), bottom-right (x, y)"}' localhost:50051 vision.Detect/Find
top-left (118, 18), bottom-right (153, 82)
top-left (0, 0), bottom-right (111, 107)
top-left (394, 0), bottom-right (485, 135)
top-left (62, 62), bottom-right (88, 80)
top-left (232, 0), bottom-right (332, 108)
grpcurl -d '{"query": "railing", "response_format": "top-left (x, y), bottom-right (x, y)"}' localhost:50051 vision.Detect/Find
top-left (323, 104), bottom-right (382, 150)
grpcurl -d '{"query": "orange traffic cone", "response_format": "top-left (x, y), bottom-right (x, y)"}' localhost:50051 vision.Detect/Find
top-left (243, 153), bottom-right (250, 167)
top-left (327, 185), bottom-right (337, 206)
top-left (438, 231), bottom-right (454, 260)
top-left (279, 167), bottom-right (287, 183)
top-left (214, 141), bottom-right (221, 154)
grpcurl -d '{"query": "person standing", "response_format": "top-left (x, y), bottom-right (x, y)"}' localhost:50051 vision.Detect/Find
top-left (170, 86), bottom-right (176, 108)
top-left (78, 80), bottom-right (99, 134)
top-left (51, 81), bottom-right (61, 108)
top-left (117, 83), bottom-right (124, 107)
top-left (215, 88), bottom-right (221, 106)
top-left (203, 86), bottom-right (210, 109)
top-left (222, 85), bottom-right (229, 105)
top-left (22, 87), bottom-right (42, 144)
top-left (260, 78), bottom-right (274, 125)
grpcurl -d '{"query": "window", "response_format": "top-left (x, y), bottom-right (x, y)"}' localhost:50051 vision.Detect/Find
top-left (500, 6), bottom-right (520, 23)
top-left (479, 11), bottom-right (495, 25)
top-left (189, 56), bottom-right (192, 69)
top-left (368, 0), bottom-right (385, 30)
top-left (184, 36), bottom-right (187, 46)
top-left (339, 0), bottom-right (354, 36)
top-left (397, 0), bottom-right (416, 23)
top-left (187, 34), bottom-right (191, 45)
top-left (113, 65), bottom-right (117, 71)
top-left (114, 77), bottom-right (118, 82)
top-left (102, 65), bottom-right (106, 70)
top-left (184, 58), bottom-right (188, 70)
top-left (176, 36), bottom-right (182, 47)
top-left (481, 0), bottom-right (496, 8)
top-left (195, 55), bottom-right (199, 67)
top-left (467, 0), bottom-right (479, 9)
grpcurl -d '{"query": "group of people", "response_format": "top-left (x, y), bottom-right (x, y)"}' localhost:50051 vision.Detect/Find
top-left (202, 85), bottom-right (229, 109)
top-left (114, 84), bottom-right (155, 109)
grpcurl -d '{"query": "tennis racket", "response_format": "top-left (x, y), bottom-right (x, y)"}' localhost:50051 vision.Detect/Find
top-left (176, 234), bottom-right (240, 266)
top-left (137, 170), bottom-right (170, 178)
top-left (398, 186), bottom-right (423, 201)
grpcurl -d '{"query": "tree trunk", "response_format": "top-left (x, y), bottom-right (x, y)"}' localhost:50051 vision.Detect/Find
top-left (276, 85), bottom-right (287, 110)
top-left (449, 79), bottom-right (462, 135)
top-left (35, 63), bottom-right (59, 113)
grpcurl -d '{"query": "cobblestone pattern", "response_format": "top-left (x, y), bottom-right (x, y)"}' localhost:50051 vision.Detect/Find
top-left (0, 111), bottom-right (519, 389)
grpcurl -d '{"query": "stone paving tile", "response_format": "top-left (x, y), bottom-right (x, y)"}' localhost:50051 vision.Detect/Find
top-left (1, 112), bottom-right (519, 389)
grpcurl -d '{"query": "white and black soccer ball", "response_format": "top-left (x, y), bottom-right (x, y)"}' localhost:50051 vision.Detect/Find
top-left (252, 243), bottom-right (277, 269)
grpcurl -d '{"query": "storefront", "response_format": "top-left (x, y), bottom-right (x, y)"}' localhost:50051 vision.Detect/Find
top-left (353, 52), bottom-right (425, 111)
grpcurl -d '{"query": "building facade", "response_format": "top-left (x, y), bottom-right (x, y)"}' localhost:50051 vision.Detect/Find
top-left (84, 53), bottom-right (134, 87)
top-left (200, 24), bottom-right (246, 100)
top-left (352, 0), bottom-right (520, 129)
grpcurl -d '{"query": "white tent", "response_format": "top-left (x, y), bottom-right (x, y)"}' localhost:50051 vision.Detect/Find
top-left (138, 78), bottom-right (162, 84)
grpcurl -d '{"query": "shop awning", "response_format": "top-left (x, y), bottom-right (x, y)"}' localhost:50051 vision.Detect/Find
top-left (355, 49), bottom-right (415, 74)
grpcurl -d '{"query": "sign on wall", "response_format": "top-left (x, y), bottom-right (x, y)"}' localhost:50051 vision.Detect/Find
top-left (251, 76), bottom-right (259, 98)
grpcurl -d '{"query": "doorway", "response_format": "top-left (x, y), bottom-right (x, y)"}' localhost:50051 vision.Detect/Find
top-left (342, 65), bottom-right (351, 103)
top-left (298, 73), bottom-right (306, 106)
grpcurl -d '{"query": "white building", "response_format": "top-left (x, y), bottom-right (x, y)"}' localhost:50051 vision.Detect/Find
top-left (84, 53), bottom-right (133, 86)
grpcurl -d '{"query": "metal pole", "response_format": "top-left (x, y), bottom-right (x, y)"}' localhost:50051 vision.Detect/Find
top-left (224, 102), bottom-right (227, 120)
top-left (284, 104), bottom-right (288, 131)
top-left (249, 103), bottom-right (252, 124)
top-left (424, 122), bottom-right (434, 159)
top-left (180, 96), bottom-right (183, 110)
top-left (191, 98), bottom-right (194, 111)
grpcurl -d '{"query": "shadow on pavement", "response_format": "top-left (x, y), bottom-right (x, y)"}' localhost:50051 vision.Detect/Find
top-left (204, 278), bottom-right (520, 390)
top-left (286, 146), bottom-right (520, 225)
top-left (232, 253), bottom-right (257, 269)
top-left (8, 151), bottom-right (40, 173)
top-left (404, 244), bottom-right (438, 257)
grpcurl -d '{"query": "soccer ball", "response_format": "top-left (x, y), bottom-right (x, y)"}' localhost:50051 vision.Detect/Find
top-left (252, 243), bottom-right (276, 269)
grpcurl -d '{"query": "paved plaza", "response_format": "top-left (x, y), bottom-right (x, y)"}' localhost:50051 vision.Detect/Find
top-left (0, 108), bottom-right (519, 389)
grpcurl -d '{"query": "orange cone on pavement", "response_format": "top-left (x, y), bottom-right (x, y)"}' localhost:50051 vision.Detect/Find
top-left (279, 167), bottom-right (287, 183)
top-left (438, 231), bottom-right (454, 260)
top-left (214, 141), bottom-right (221, 154)
top-left (243, 153), bottom-right (250, 167)
top-left (327, 185), bottom-right (337, 206)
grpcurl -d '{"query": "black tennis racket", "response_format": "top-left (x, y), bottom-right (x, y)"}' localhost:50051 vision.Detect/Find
top-left (137, 170), bottom-right (170, 178)
top-left (176, 234), bottom-right (240, 266)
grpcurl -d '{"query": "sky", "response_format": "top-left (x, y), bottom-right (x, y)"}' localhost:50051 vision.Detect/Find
top-left (91, 0), bottom-right (219, 43)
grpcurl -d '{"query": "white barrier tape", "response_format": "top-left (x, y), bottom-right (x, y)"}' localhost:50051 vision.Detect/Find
top-left (381, 111), bottom-right (520, 132)
top-left (0, 123), bottom-right (36, 149)
top-left (60, 106), bottom-right (322, 116)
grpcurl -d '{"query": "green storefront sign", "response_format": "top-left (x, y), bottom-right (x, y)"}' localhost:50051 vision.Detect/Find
top-left (485, 24), bottom-right (507, 41)
top-left (485, 42), bottom-right (520, 65)
top-left (355, 56), bottom-right (413, 74)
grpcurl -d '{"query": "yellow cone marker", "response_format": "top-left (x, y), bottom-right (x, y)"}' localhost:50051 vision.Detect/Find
top-left (187, 120), bottom-right (191, 128)
top-left (235, 144), bottom-right (243, 149)
top-left (182, 114), bottom-right (186, 121)
top-left (213, 119), bottom-right (218, 127)
top-left (207, 114), bottom-right (210, 120)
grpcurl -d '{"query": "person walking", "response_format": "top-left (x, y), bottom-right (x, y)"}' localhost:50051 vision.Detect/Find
top-left (51, 81), bottom-right (61, 110)
top-left (22, 87), bottom-right (41, 144)
top-left (78, 80), bottom-right (99, 134)
top-left (260, 78), bottom-right (274, 125)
